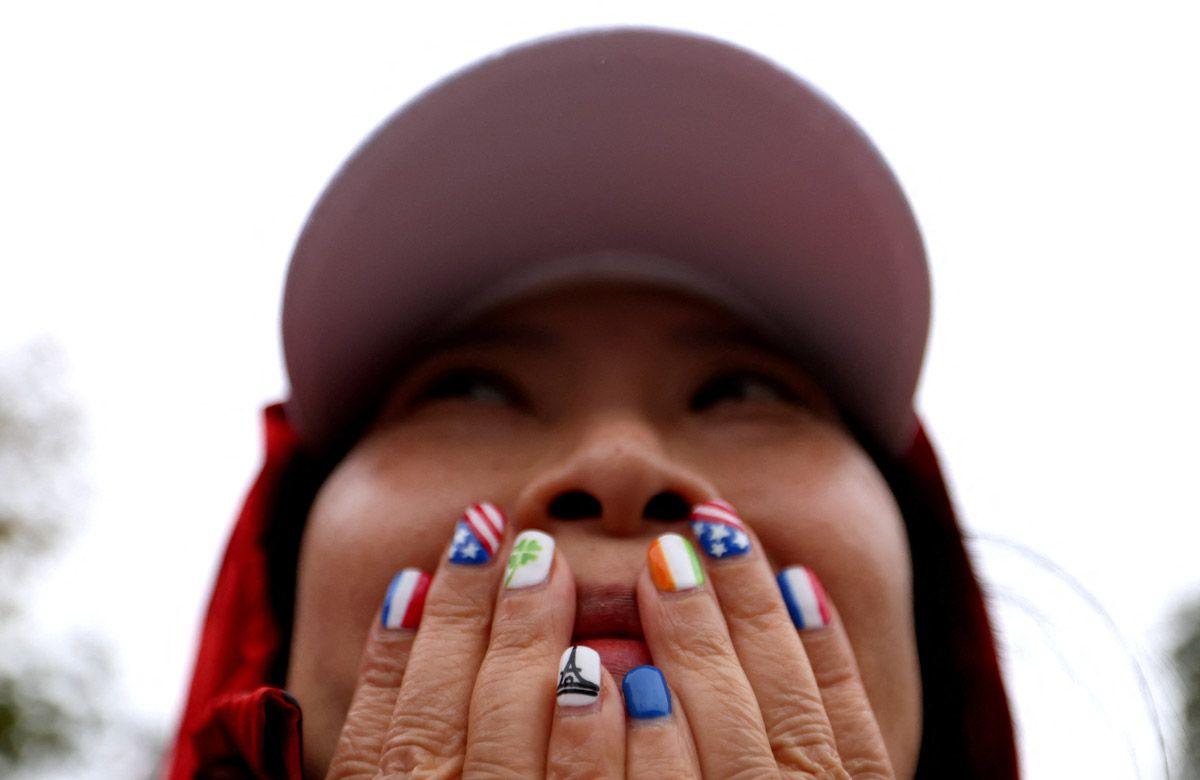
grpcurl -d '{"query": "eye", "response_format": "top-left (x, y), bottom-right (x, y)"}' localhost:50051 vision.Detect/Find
top-left (415, 367), bottom-right (527, 409)
top-left (689, 370), bottom-right (800, 413)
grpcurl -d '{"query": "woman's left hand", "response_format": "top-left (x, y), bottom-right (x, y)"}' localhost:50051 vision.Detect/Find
top-left (545, 500), bottom-right (897, 778)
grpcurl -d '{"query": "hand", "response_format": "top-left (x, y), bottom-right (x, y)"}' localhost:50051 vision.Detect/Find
top-left (322, 500), bottom-right (896, 778)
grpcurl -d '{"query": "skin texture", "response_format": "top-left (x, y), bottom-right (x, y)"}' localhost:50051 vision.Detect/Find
top-left (286, 283), bottom-right (922, 777)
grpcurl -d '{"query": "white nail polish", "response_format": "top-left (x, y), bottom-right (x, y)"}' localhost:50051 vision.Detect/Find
top-left (557, 646), bottom-right (601, 707)
top-left (504, 530), bottom-right (555, 589)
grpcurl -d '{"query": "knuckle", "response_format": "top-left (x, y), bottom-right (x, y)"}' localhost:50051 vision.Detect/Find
top-left (629, 754), bottom-right (691, 778)
top-left (486, 621), bottom-right (557, 658)
top-left (463, 754), bottom-right (536, 779)
top-left (657, 618), bottom-right (732, 668)
top-left (813, 654), bottom-right (860, 693)
top-left (729, 591), bottom-right (790, 634)
top-left (381, 709), bottom-right (463, 773)
top-left (325, 753), bottom-right (377, 780)
top-left (839, 755), bottom-right (894, 779)
top-left (765, 699), bottom-right (849, 778)
top-left (546, 742), bottom-right (611, 780)
top-left (423, 582), bottom-right (492, 628)
top-left (357, 653), bottom-right (405, 690)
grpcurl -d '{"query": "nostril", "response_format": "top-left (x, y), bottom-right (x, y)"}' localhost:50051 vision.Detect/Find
top-left (643, 491), bottom-right (692, 523)
top-left (548, 490), bottom-right (603, 520)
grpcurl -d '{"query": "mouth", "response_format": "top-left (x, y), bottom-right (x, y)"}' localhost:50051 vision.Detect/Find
top-left (572, 584), bottom-right (650, 682)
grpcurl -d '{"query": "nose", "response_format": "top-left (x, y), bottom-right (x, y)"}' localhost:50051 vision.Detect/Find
top-left (510, 414), bottom-right (716, 537)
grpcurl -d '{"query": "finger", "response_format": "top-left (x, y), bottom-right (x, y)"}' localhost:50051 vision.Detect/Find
top-left (379, 502), bottom-right (508, 775)
top-left (326, 568), bottom-right (430, 779)
top-left (622, 665), bottom-right (701, 778)
top-left (780, 566), bottom-right (895, 776)
top-left (545, 647), bottom-right (624, 779)
top-left (637, 532), bottom-right (777, 777)
top-left (689, 499), bottom-right (844, 774)
top-left (463, 530), bottom-right (575, 777)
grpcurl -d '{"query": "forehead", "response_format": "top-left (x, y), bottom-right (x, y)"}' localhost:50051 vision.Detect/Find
top-left (427, 282), bottom-right (791, 358)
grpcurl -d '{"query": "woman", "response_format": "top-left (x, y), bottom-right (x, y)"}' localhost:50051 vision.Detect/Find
top-left (167, 28), bottom-right (1018, 778)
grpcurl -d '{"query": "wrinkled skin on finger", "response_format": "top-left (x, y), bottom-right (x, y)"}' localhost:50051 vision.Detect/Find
top-left (286, 283), bottom-right (923, 778)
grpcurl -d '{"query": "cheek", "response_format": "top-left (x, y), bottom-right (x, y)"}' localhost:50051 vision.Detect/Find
top-left (288, 447), bottom-right (476, 709)
top-left (723, 434), bottom-right (920, 767)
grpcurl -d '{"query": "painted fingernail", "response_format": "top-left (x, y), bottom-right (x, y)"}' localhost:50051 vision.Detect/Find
top-left (381, 568), bottom-right (431, 630)
top-left (556, 646), bottom-right (601, 707)
top-left (505, 530), bottom-right (555, 588)
top-left (448, 502), bottom-right (506, 565)
top-left (622, 665), bottom-right (672, 719)
top-left (690, 498), bottom-right (751, 559)
top-left (777, 566), bottom-right (831, 630)
top-left (648, 533), bottom-right (704, 591)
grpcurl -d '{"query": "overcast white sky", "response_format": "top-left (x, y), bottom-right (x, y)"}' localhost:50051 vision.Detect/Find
top-left (2, 3), bottom-right (1198, 778)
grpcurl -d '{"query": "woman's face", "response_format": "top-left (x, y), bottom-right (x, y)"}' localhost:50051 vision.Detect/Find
top-left (287, 283), bottom-right (922, 775)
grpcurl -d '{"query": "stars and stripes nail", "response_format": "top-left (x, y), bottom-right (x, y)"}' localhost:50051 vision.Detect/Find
top-left (448, 502), bottom-right (507, 565)
top-left (381, 568), bottom-right (430, 630)
top-left (689, 498), bottom-right (751, 559)
top-left (648, 533), bottom-right (705, 591)
top-left (777, 566), bottom-right (831, 630)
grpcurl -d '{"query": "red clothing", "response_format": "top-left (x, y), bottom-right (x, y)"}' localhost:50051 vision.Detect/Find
top-left (165, 403), bottom-right (1019, 778)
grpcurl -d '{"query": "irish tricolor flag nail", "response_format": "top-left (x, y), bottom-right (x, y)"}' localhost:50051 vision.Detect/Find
top-left (648, 533), bottom-right (705, 591)
top-left (777, 566), bottom-right (830, 630)
top-left (381, 568), bottom-right (431, 630)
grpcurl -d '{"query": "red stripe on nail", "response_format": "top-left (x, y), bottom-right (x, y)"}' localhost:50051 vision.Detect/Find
top-left (807, 568), bottom-right (831, 625)
top-left (400, 571), bottom-right (431, 629)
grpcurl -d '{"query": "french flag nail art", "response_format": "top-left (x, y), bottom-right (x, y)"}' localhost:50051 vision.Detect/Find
top-left (690, 498), bottom-right (751, 559)
top-left (448, 502), bottom-right (507, 565)
top-left (381, 568), bottom-right (430, 630)
top-left (777, 566), bottom-right (831, 630)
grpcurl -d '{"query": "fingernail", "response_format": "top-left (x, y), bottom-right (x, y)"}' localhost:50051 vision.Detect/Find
top-left (556, 646), bottom-right (601, 707)
top-left (505, 530), bottom-right (555, 588)
top-left (690, 498), bottom-right (751, 560)
top-left (622, 665), bottom-right (672, 719)
top-left (448, 502), bottom-right (506, 565)
top-left (648, 533), bottom-right (704, 591)
top-left (777, 566), bottom-right (831, 630)
top-left (381, 568), bottom-right (431, 630)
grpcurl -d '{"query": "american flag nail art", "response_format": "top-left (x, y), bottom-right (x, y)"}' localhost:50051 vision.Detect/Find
top-left (690, 499), bottom-right (751, 559)
top-left (448, 502), bottom-right (506, 565)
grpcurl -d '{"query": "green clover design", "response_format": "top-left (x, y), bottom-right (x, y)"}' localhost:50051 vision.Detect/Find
top-left (505, 537), bottom-right (544, 586)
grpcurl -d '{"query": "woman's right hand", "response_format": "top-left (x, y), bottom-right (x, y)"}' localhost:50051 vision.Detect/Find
top-left (324, 502), bottom-right (626, 778)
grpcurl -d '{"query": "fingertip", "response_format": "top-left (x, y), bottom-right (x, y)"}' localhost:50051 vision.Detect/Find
top-left (777, 565), bottom-right (832, 631)
top-left (381, 568), bottom-right (431, 631)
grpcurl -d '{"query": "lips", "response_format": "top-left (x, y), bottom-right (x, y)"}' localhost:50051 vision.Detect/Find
top-left (572, 584), bottom-right (650, 681)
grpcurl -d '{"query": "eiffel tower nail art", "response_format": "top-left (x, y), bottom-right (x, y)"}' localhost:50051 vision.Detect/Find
top-left (556, 645), bottom-right (601, 707)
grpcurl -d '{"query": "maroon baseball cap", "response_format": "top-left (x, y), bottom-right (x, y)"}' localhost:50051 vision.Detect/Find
top-left (281, 26), bottom-right (930, 456)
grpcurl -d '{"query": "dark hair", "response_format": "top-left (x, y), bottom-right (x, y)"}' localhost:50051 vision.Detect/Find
top-left (850, 416), bottom-right (1020, 778)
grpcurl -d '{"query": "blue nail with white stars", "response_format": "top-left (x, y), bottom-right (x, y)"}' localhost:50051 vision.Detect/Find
top-left (447, 502), bottom-right (507, 565)
top-left (689, 498), bottom-right (751, 560)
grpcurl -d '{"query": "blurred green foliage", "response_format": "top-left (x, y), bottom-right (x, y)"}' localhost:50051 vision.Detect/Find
top-left (1174, 598), bottom-right (1200, 779)
top-left (0, 339), bottom-right (96, 773)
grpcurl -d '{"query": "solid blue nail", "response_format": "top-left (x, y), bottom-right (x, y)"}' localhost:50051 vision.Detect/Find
top-left (622, 665), bottom-right (672, 720)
